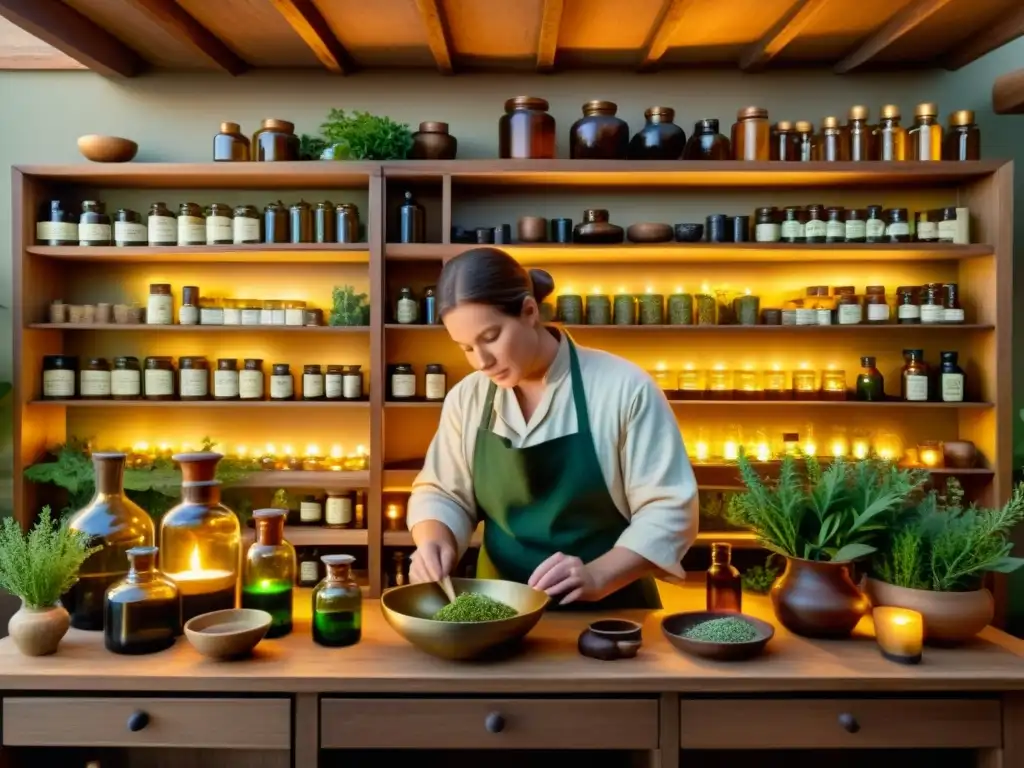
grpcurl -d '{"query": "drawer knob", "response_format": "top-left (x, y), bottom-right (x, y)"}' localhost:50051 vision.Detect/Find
top-left (838, 713), bottom-right (859, 734)
top-left (485, 712), bottom-right (505, 733)
top-left (127, 710), bottom-right (150, 732)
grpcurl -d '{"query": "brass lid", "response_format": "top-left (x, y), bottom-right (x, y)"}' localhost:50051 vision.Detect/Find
top-left (220, 121), bottom-right (241, 134)
top-left (794, 120), bottom-right (813, 133)
top-left (880, 104), bottom-right (901, 119)
top-left (506, 96), bottom-right (549, 111)
top-left (821, 116), bottom-right (840, 129)
top-left (775, 120), bottom-right (794, 131)
top-left (949, 109), bottom-right (975, 126)
top-left (644, 106), bottom-right (675, 120)
top-left (261, 118), bottom-right (295, 133)
top-left (914, 102), bottom-right (938, 117)
top-left (583, 100), bottom-right (618, 115)
top-left (737, 106), bottom-right (768, 120)
top-left (418, 121), bottom-right (449, 133)
top-left (848, 105), bottom-right (869, 121)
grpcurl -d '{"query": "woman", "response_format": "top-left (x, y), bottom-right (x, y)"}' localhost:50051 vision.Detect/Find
top-left (407, 247), bottom-right (699, 609)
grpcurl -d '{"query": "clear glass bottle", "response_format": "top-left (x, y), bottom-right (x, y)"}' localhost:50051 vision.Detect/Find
top-left (104, 545), bottom-right (180, 655)
top-left (706, 542), bottom-right (741, 612)
top-left (312, 554), bottom-right (362, 647)
top-left (939, 351), bottom-right (965, 403)
top-left (855, 356), bottom-right (885, 401)
top-left (847, 105), bottom-right (873, 161)
top-left (908, 103), bottom-right (942, 161)
top-left (873, 105), bottom-right (906, 161)
top-left (815, 116), bottom-right (848, 161)
top-left (732, 106), bottom-right (770, 161)
top-left (241, 509), bottom-right (296, 639)
top-left (901, 349), bottom-right (930, 402)
top-left (944, 110), bottom-right (980, 161)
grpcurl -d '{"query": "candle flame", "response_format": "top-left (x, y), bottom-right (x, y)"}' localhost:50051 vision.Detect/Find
top-left (803, 442), bottom-right (817, 457)
top-left (386, 504), bottom-right (401, 520)
top-left (878, 447), bottom-right (894, 460)
top-left (236, 446), bottom-right (248, 458)
top-left (831, 440), bottom-right (847, 458)
top-left (356, 445), bottom-right (367, 456)
top-left (701, 283), bottom-right (710, 293)
top-left (723, 440), bottom-right (739, 461)
top-left (617, 286), bottom-right (627, 294)
top-left (853, 441), bottom-right (869, 459)
top-left (799, 361), bottom-right (809, 370)
top-left (189, 545), bottom-right (201, 572)
top-left (305, 444), bottom-right (320, 457)
top-left (756, 443), bottom-right (771, 462)
top-left (772, 363), bottom-right (781, 371)
top-left (645, 285), bottom-right (654, 294)
top-left (265, 443), bottom-right (276, 455)
top-left (684, 362), bottom-right (694, 371)
top-left (695, 441), bottom-right (709, 462)
top-left (745, 287), bottom-right (751, 296)
top-left (675, 286), bottom-right (683, 294)
top-left (158, 442), bottom-right (170, 452)
top-left (283, 445), bottom-right (294, 456)
top-left (656, 361), bottom-right (667, 371)
top-left (330, 445), bottom-right (344, 459)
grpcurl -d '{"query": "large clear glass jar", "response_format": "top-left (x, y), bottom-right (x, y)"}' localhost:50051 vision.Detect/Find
top-left (104, 545), bottom-right (180, 655)
top-left (312, 554), bottom-right (362, 647)
top-left (241, 509), bottom-right (296, 638)
top-left (732, 106), bottom-right (770, 161)
top-left (499, 97), bottom-right (555, 159)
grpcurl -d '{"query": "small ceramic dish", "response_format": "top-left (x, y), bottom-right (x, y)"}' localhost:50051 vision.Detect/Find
top-left (578, 618), bottom-right (642, 661)
top-left (662, 611), bottom-right (774, 661)
top-left (77, 135), bottom-right (138, 163)
top-left (626, 222), bottom-right (674, 243)
top-left (674, 223), bottom-right (704, 242)
top-left (184, 608), bottom-right (271, 660)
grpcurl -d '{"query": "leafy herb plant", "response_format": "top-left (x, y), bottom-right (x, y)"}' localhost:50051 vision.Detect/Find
top-left (329, 285), bottom-right (370, 326)
top-left (318, 109), bottom-right (413, 161)
top-left (0, 507), bottom-right (100, 608)
top-left (741, 558), bottom-right (780, 594)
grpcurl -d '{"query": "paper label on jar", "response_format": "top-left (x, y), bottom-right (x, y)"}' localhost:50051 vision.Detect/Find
top-left (271, 309), bottom-right (286, 325)
top-left (79, 370), bottom-right (111, 397)
top-left (260, 309), bottom-right (274, 326)
top-left (905, 374), bottom-right (929, 401)
top-left (148, 215), bottom-right (176, 244)
top-left (180, 368), bottom-right (208, 397)
top-left (300, 561), bottom-right (318, 583)
top-left (36, 221), bottom-right (77, 242)
top-left (391, 373), bottom-right (416, 398)
top-left (865, 219), bottom-right (886, 239)
top-left (178, 216), bottom-right (205, 244)
top-left (43, 369), bottom-right (75, 397)
top-left (200, 307), bottom-right (224, 325)
top-left (804, 220), bottom-right (827, 238)
top-left (233, 217), bottom-right (260, 244)
top-left (326, 496), bottom-right (353, 526)
top-left (396, 297), bottom-right (418, 324)
top-left (300, 501), bottom-right (322, 523)
top-left (270, 375), bottom-right (293, 399)
top-left (239, 370), bottom-right (264, 399)
top-left (844, 220), bottom-right (866, 240)
top-left (178, 305), bottom-right (199, 325)
top-left (241, 309), bottom-right (262, 325)
top-left (144, 369), bottom-right (173, 396)
top-left (938, 220), bottom-right (957, 242)
top-left (885, 222), bottom-right (910, 237)
top-left (825, 221), bottom-right (845, 240)
top-left (111, 369), bottom-right (141, 396)
top-left (223, 308), bottom-right (241, 325)
top-left (343, 374), bottom-right (362, 399)
top-left (146, 295), bottom-right (173, 325)
top-left (916, 221), bottom-right (938, 241)
top-left (285, 308), bottom-right (304, 326)
top-left (214, 370), bottom-right (239, 398)
top-left (326, 374), bottom-right (343, 399)
top-left (920, 304), bottom-right (945, 323)
top-left (944, 308), bottom-right (965, 323)
top-left (941, 373), bottom-right (964, 402)
top-left (816, 309), bottom-right (832, 325)
top-left (898, 304), bottom-right (921, 320)
top-left (303, 374), bottom-right (324, 398)
top-left (781, 310), bottom-right (797, 326)
top-left (79, 222), bottom-right (111, 243)
top-left (867, 303), bottom-right (890, 322)
top-left (114, 221), bottom-right (147, 243)
top-left (837, 304), bottom-right (862, 325)
top-left (795, 308), bottom-right (816, 326)
top-left (206, 215), bottom-right (232, 244)
top-left (780, 220), bottom-right (804, 239)
top-left (754, 223), bottom-right (780, 242)
top-left (425, 373), bottom-right (446, 400)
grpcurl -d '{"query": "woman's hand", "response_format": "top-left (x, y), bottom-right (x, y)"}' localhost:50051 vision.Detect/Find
top-left (528, 552), bottom-right (602, 605)
top-left (409, 520), bottom-right (459, 584)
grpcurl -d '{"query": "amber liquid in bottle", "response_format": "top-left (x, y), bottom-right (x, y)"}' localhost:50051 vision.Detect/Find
top-left (908, 104), bottom-right (943, 161)
top-left (873, 106), bottom-right (906, 161)
top-left (706, 542), bottom-right (741, 612)
top-left (847, 106), bottom-right (873, 162)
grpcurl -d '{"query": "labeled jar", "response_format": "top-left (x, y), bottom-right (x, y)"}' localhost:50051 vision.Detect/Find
top-left (425, 364), bottom-right (447, 401)
top-left (914, 210), bottom-right (939, 242)
top-left (233, 205), bottom-right (261, 244)
top-left (105, 355), bottom-right (141, 401)
top-left (264, 202), bottom-right (288, 244)
top-left (147, 284), bottom-right (173, 325)
top-left (79, 358), bottom-right (112, 399)
top-left (79, 201), bottom-right (112, 246)
top-left (901, 349), bottom-right (930, 401)
top-left (178, 356), bottom-right (209, 400)
top-left (824, 207), bottom-right (845, 243)
top-left (240, 300), bottom-right (262, 326)
top-left (943, 283), bottom-right (964, 323)
top-left (290, 201), bottom-right (312, 244)
top-left (390, 363), bottom-right (416, 400)
top-left (836, 293), bottom-right (863, 325)
top-left (177, 203), bottom-right (205, 245)
top-left (865, 289), bottom-right (889, 324)
top-left (304, 308), bottom-right (324, 327)
top-left (844, 209), bottom-right (866, 243)
top-left (780, 207), bottom-right (805, 243)
top-left (199, 298), bottom-right (224, 326)
top-left (865, 204), bottom-right (886, 243)
top-left (262, 300), bottom-right (285, 325)
top-left (147, 202), bottom-right (176, 246)
top-left (114, 209), bottom-right (147, 247)
top-left (336, 203), bottom-right (360, 244)
top-left (939, 351), bottom-right (965, 402)
top-left (884, 208), bottom-right (911, 242)
top-left (499, 96), bottom-right (556, 159)
top-left (341, 365), bottom-right (363, 400)
top-left (214, 359), bottom-right (239, 400)
top-left (804, 205), bottom-right (826, 243)
top-left (313, 201), bottom-right (336, 243)
top-left (284, 301), bottom-right (307, 326)
top-left (325, 491), bottom-right (353, 528)
top-left (921, 283), bottom-right (945, 324)
top-left (896, 286), bottom-right (921, 324)
top-left (240, 359), bottom-right (265, 400)
top-left (300, 494), bottom-right (323, 525)
top-left (325, 365), bottom-right (344, 400)
top-left (270, 363), bottom-right (294, 400)
top-left (42, 355), bottom-right (78, 399)
top-left (395, 287), bottom-right (418, 324)
top-left (144, 357), bottom-right (175, 400)
top-left (179, 285), bottom-right (199, 326)
top-left (225, 299), bottom-right (244, 326)
top-left (938, 206), bottom-right (958, 243)
top-left (205, 203), bottom-right (233, 245)
top-left (37, 200), bottom-right (78, 245)
top-left (302, 364), bottom-right (325, 400)
top-left (754, 207), bottom-right (780, 242)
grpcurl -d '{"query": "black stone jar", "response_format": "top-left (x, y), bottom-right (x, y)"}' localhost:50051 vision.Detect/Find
top-left (627, 107), bottom-right (686, 160)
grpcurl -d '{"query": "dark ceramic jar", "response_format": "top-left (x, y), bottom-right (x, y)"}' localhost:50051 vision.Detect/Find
top-left (573, 209), bottom-right (624, 244)
top-left (569, 101), bottom-right (629, 160)
top-left (499, 97), bottom-right (555, 159)
top-left (682, 119), bottom-right (731, 160)
top-left (253, 119), bottom-right (299, 162)
top-left (411, 121), bottom-right (458, 159)
top-left (628, 107), bottom-right (685, 160)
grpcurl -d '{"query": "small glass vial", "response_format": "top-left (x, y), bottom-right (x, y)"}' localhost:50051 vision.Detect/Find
top-left (884, 208), bottom-right (911, 242)
top-left (915, 210), bottom-right (939, 242)
top-left (921, 283), bottom-right (946, 324)
top-left (147, 202), bottom-right (176, 246)
top-left (865, 204), bottom-right (886, 243)
top-left (37, 200), bottom-right (78, 245)
top-left (144, 357), bottom-right (175, 400)
top-left (205, 203), bottom-right (233, 245)
top-left (706, 542), bottom-right (741, 613)
top-left (939, 351), bottom-right (965, 403)
top-left (896, 286), bottom-right (921, 324)
top-left (270, 363), bottom-right (294, 400)
top-left (824, 207), bottom-right (845, 243)
top-left (177, 202), bottom-right (205, 245)
top-left (844, 209), bottom-right (866, 243)
top-left (233, 205), bottom-right (261, 244)
top-left (300, 493), bottom-right (323, 525)
top-left (909, 103), bottom-right (943, 161)
top-left (754, 207), bottom-right (780, 242)
top-left (399, 191), bottom-right (426, 244)
top-left (395, 287), bottom-right (419, 324)
top-left (780, 206), bottom-right (805, 243)
top-left (312, 554), bottom-right (362, 647)
top-left (42, 355), bottom-right (77, 399)
top-left (425, 364), bottom-right (447, 401)
top-left (241, 509), bottom-right (295, 638)
top-left (240, 359), bottom-right (265, 400)
top-left (945, 110), bottom-right (980, 161)
top-left (104, 546), bottom-right (180, 655)
top-left (325, 491), bottom-right (353, 528)
top-left (804, 205), bottom-right (826, 243)
top-left (80, 357), bottom-right (112, 400)
top-left (836, 294), bottom-right (862, 325)
top-left (342, 365), bottom-right (363, 401)
top-left (178, 356), bottom-right (209, 400)
top-left (847, 105), bottom-right (873, 161)
top-left (856, 356), bottom-right (885, 401)
top-left (864, 287), bottom-right (889, 324)
top-left (302, 364), bottom-right (325, 400)
top-left (179, 285), bottom-right (199, 326)
top-left (816, 116), bottom-right (848, 161)
top-left (389, 363), bottom-right (416, 400)
top-left (901, 349), bottom-right (930, 402)
top-left (264, 201), bottom-right (288, 244)
top-left (214, 359), bottom-right (239, 400)
top-left (79, 201), bottom-right (112, 246)
top-left (873, 104), bottom-right (906, 161)
top-left (423, 286), bottom-right (438, 325)
top-left (114, 209), bottom-right (147, 247)
top-left (112, 356), bottom-right (141, 400)
top-left (147, 283), bottom-right (173, 325)
top-left (794, 120), bottom-right (814, 161)
top-left (290, 201), bottom-right (313, 244)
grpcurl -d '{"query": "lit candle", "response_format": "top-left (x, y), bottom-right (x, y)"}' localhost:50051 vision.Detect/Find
top-left (677, 365), bottom-right (705, 400)
top-left (164, 545), bottom-right (238, 623)
top-left (345, 445), bottom-right (369, 471)
top-left (328, 445), bottom-right (345, 471)
top-left (792, 366), bottom-right (819, 400)
top-left (873, 607), bottom-right (923, 665)
top-left (261, 443), bottom-right (277, 471)
top-left (762, 365), bottom-right (791, 400)
top-left (735, 369), bottom-right (761, 400)
top-left (694, 441), bottom-right (710, 462)
top-left (783, 432), bottom-right (800, 456)
top-left (723, 440), bottom-right (739, 461)
top-left (821, 368), bottom-right (847, 401)
top-left (284, 444), bottom-right (302, 472)
top-left (831, 437), bottom-right (848, 458)
top-left (918, 441), bottom-right (943, 468)
top-left (385, 502), bottom-right (405, 531)
top-left (852, 440), bottom-right (869, 460)
top-left (131, 441), bottom-right (154, 469)
top-left (649, 362), bottom-right (674, 392)
top-left (803, 441), bottom-right (817, 457)
top-left (707, 366), bottom-right (733, 401)
top-left (755, 442), bottom-right (771, 462)
top-left (303, 444), bottom-right (323, 471)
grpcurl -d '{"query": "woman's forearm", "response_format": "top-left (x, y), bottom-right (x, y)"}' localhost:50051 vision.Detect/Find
top-left (410, 518), bottom-right (457, 550)
top-left (587, 547), bottom-right (654, 600)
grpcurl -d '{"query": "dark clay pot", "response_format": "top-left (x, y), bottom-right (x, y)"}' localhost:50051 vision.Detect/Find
top-left (569, 100), bottom-right (629, 160)
top-left (628, 107), bottom-right (686, 160)
top-left (410, 121), bottom-right (458, 160)
top-left (578, 619), bottom-right (642, 661)
top-left (770, 557), bottom-right (869, 639)
top-left (573, 209), bottom-right (624, 244)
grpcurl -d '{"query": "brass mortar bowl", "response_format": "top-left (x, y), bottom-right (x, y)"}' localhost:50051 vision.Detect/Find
top-left (380, 578), bottom-right (550, 660)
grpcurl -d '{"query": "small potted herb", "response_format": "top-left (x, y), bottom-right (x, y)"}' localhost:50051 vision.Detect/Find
top-left (0, 507), bottom-right (100, 656)
top-left (316, 109), bottom-right (413, 161)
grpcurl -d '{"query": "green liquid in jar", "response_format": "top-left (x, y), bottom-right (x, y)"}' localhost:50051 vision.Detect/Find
top-left (242, 582), bottom-right (293, 638)
top-left (313, 609), bottom-right (361, 647)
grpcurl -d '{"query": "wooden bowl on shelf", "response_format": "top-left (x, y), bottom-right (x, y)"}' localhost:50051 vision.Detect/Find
top-left (662, 611), bottom-right (774, 661)
top-left (627, 222), bottom-right (674, 243)
top-left (77, 134), bottom-right (138, 163)
top-left (184, 608), bottom-right (271, 660)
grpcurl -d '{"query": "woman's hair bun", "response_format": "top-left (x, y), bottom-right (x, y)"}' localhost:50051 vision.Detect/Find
top-left (528, 268), bottom-right (555, 303)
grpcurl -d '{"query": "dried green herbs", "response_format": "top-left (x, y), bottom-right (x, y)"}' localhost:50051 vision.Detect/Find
top-left (681, 616), bottom-right (759, 643)
top-left (432, 593), bottom-right (518, 623)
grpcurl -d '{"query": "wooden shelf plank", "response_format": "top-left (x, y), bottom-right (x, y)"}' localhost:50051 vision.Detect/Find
top-left (385, 242), bottom-right (994, 265)
top-left (243, 527), bottom-right (369, 547)
top-left (231, 470), bottom-right (369, 490)
top-left (384, 399), bottom-right (993, 409)
top-left (15, 162), bottom-right (377, 188)
top-left (29, 399), bottom-right (370, 408)
top-left (385, 323), bottom-right (995, 333)
top-left (27, 244), bottom-right (369, 264)
top-left (28, 323), bottom-right (369, 332)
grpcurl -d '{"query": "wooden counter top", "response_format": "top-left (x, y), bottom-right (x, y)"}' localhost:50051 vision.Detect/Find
top-left (1, 582), bottom-right (1021, 695)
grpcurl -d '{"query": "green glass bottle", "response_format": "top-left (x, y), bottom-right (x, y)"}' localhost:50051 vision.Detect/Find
top-left (312, 554), bottom-right (361, 647)
top-left (855, 355), bottom-right (885, 401)
top-left (241, 509), bottom-right (295, 638)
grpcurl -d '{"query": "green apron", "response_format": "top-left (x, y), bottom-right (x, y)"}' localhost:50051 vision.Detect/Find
top-left (472, 337), bottom-right (661, 610)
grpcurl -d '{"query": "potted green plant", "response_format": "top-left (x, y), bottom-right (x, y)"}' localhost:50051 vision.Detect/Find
top-left (867, 477), bottom-right (1024, 644)
top-left (727, 454), bottom-right (929, 638)
top-left (0, 507), bottom-right (100, 656)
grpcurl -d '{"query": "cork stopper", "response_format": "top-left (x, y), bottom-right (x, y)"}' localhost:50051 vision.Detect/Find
top-left (92, 452), bottom-right (128, 495)
top-left (253, 508), bottom-right (287, 546)
top-left (710, 542), bottom-right (732, 565)
top-left (173, 452), bottom-right (223, 484)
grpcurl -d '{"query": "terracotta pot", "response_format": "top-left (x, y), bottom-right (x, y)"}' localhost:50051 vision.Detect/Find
top-left (866, 578), bottom-right (993, 645)
top-left (9, 602), bottom-right (70, 656)
top-left (771, 557), bottom-right (870, 638)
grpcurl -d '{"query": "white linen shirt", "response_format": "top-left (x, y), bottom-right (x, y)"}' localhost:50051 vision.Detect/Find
top-left (406, 333), bottom-right (699, 581)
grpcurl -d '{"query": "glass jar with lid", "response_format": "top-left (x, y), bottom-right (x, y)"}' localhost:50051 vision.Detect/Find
top-left (233, 205), bottom-right (261, 244)
top-left (896, 286), bottom-right (921, 324)
top-left (42, 355), bottom-right (78, 399)
top-left (794, 121), bottom-right (814, 161)
top-left (825, 207), bottom-right (845, 243)
top-left (425, 364), bottom-right (447, 401)
top-left (909, 103), bottom-right (942, 161)
top-left (341, 365), bottom-right (364, 400)
top-left (944, 110), bottom-right (980, 161)
top-left (627, 106), bottom-right (686, 160)
top-left (147, 284), bottom-right (173, 325)
top-left (864, 286), bottom-right (889, 324)
top-left (204, 203), bottom-right (232, 245)
top-left (239, 299), bottom-right (262, 326)
top-left (114, 209), bottom-right (147, 247)
top-left (214, 359), bottom-right (239, 400)
top-left (901, 349), bottom-right (930, 401)
top-left (177, 202), bottom-right (205, 245)
top-left (681, 118), bottom-right (731, 160)
top-left (312, 554), bottom-right (362, 647)
top-left (284, 301), bottom-right (307, 326)
top-left (314, 201), bottom-right (336, 243)
top-left (804, 205), bottom-right (827, 243)
top-left (290, 201), bottom-right (312, 244)
top-left (302, 364), bottom-right (325, 400)
top-left (240, 358), bottom-right (265, 400)
top-left (325, 365), bottom-right (344, 400)
top-left (836, 294), bottom-right (863, 325)
top-left (938, 207), bottom-right (958, 243)
top-left (144, 357), bottom-right (175, 400)
top-left (262, 300), bottom-right (285, 325)
top-left (395, 287), bottom-right (419, 324)
top-left (179, 356), bottom-right (210, 400)
top-left (221, 298), bottom-right (240, 326)
top-left (864, 205), bottom-right (885, 243)
top-left (884, 208), bottom-right (911, 242)
top-left (179, 285), bottom-right (199, 326)
top-left (80, 357), bottom-right (112, 400)
top-left (270, 363), bottom-right (294, 400)
top-left (844, 209), bottom-right (866, 243)
top-left (780, 206), bottom-right (805, 243)
top-left (37, 200), bottom-right (78, 245)
top-left (241, 509), bottom-right (295, 639)
top-left (264, 201), bottom-right (288, 243)
top-left (499, 96), bottom-right (555, 159)
top-left (816, 116), bottom-right (848, 161)
top-left (199, 298), bottom-right (224, 326)
top-left (104, 545), bottom-right (180, 655)
top-left (770, 121), bottom-right (798, 161)
top-left (915, 210), bottom-right (939, 242)
top-left (732, 106), bottom-right (769, 161)
top-left (253, 118), bottom-right (300, 162)
top-left (79, 201), bottom-right (112, 246)
top-left (148, 202), bottom-right (176, 246)
top-left (112, 356), bottom-right (141, 400)
top-left (214, 121), bottom-right (250, 162)
top-left (325, 491), bottom-right (353, 528)
top-left (571, 100), bottom-right (630, 160)
top-left (754, 207), bottom-right (780, 242)
top-left (921, 283), bottom-right (945, 324)
top-left (335, 203), bottom-right (360, 243)
top-left (389, 363), bottom-right (416, 400)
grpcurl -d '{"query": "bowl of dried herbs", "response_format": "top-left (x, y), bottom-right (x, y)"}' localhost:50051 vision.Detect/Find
top-left (662, 611), bottom-right (775, 661)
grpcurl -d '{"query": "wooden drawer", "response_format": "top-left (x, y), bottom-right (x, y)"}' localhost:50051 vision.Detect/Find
top-left (679, 698), bottom-right (1002, 749)
top-left (2, 697), bottom-right (290, 750)
top-left (322, 698), bottom-right (659, 749)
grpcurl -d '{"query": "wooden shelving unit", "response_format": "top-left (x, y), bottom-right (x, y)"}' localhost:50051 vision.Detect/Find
top-left (12, 160), bottom-right (1014, 602)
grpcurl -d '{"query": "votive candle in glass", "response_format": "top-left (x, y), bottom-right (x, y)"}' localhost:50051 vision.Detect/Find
top-left (385, 502), bottom-right (405, 531)
top-left (693, 428), bottom-right (710, 462)
top-left (707, 368), bottom-right (734, 400)
top-left (638, 289), bottom-right (665, 325)
top-left (668, 289), bottom-right (693, 325)
top-left (793, 369), bottom-right (820, 401)
top-left (733, 290), bottom-right (760, 326)
top-left (649, 364), bottom-right (675, 395)
top-left (918, 441), bottom-right (944, 468)
top-left (556, 294), bottom-right (583, 324)
top-left (613, 291), bottom-right (637, 325)
top-left (734, 369), bottom-right (761, 400)
top-left (677, 367), bottom-right (706, 400)
top-left (762, 367), bottom-right (792, 400)
top-left (586, 291), bottom-right (611, 325)
top-left (821, 369), bottom-right (847, 400)
top-left (873, 607), bottom-right (923, 665)
top-left (695, 292), bottom-right (717, 325)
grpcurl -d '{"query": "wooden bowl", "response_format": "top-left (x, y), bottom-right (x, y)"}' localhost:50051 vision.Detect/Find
top-left (77, 134), bottom-right (138, 163)
top-left (626, 222), bottom-right (673, 243)
top-left (662, 611), bottom-right (774, 661)
top-left (381, 577), bottom-right (549, 660)
top-left (184, 609), bottom-right (271, 660)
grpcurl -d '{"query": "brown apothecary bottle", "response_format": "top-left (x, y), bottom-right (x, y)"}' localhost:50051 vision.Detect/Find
top-left (80, 357), bottom-right (112, 400)
top-left (896, 286), bottom-right (921, 324)
top-left (770, 121), bottom-right (798, 161)
top-left (144, 357), bottom-right (175, 400)
top-left (179, 356), bottom-right (209, 400)
top-left (707, 542), bottom-right (741, 612)
top-left (335, 203), bottom-right (360, 243)
top-left (873, 105), bottom-right (906, 161)
top-left (214, 121), bottom-right (251, 162)
top-left (37, 200), bottom-right (78, 245)
top-left (847, 106), bottom-right (873, 161)
top-left (214, 359), bottom-right (239, 400)
top-left (326, 365), bottom-right (345, 400)
top-left (411, 121), bottom-right (458, 160)
top-left (270, 363), bottom-right (294, 401)
top-left (240, 358), bottom-right (265, 400)
top-left (79, 201), bottom-right (112, 246)
top-left (825, 207), bottom-right (845, 243)
top-left (206, 203), bottom-right (233, 245)
top-left (112, 356), bottom-right (141, 400)
top-left (114, 209), bottom-right (147, 247)
top-left (570, 100), bottom-right (629, 159)
top-left (909, 103), bottom-right (942, 161)
top-left (302, 364), bottom-right (325, 401)
top-left (944, 110), bottom-right (980, 161)
top-left (177, 203), bottom-right (205, 246)
top-left (148, 202), bottom-right (176, 246)
top-left (264, 201), bottom-right (288, 244)
top-left (628, 107), bottom-right (686, 160)
top-left (499, 97), bottom-right (555, 159)
top-left (804, 204), bottom-right (827, 243)
top-left (42, 355), bottom-right (77, 399)
top-left (794, 120), bottom-right (815, 161)
top-left (253, 118), bottom-right (299, 162)
top-left (682, 119), bottom-right (731, 160)
top-left (731, 106), bottom-right (770, 161)
top-left (816, 116), bottom-right (849, 161)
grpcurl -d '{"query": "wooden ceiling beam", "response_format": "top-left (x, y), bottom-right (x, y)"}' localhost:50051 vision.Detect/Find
top-left (125, 0), bottom-right (247, 76)
top-left (639, 0), bottom-right (699, 71)
top-left (943, 5), bottom-right (1024, 71)
top-left (536, 0), bottom-right (564, 73)
top-left (993, 67), bottom-right (1024, 114)
top-left (414, 0), bottom-right (454, 75)
top-left (0, 0), bottom-right (143, 77)
top-left (835, 0), bottom-right (954, 74)
top-left (271, 0), bottom-right (351, 74)
top-left (740, 0), bottom-right (831, 72)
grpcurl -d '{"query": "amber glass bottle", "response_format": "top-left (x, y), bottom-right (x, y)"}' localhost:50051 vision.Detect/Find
top-left (847, 106), bottom-right (873, 161)
top-left (873, 105), bottom-right (906, 161)
top-left (213, 122), bottom-right (250, 162)
top-left (901, 349), bottom-right (930, 402)
top-left (732, 107), bottom-right (770, 161)
top-left (771, 121), bottom-right (799, 161)
top-left (816, 116), bottom-right (848, 161)
top-left (944, 110), bottom-right (980, 160)
top-left (794, 121), bottom-right (815, 161)
top-left (569, 100), bottom-right (629, 159)
top-left (104, 546), bottom-right (181, 655)
top-left (628, 107), bottom-right (686, 160)
top-left (706, 543), bottom-right (741, 612)
top-left (908, 104), bottom-right (942, 161)
top-left (856, 356), bottom-right (885, 401)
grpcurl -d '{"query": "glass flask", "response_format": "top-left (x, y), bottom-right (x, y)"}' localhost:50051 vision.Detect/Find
top-left (242, 509), bottom-right (296, 638)
top-left (312, 554), bottom-right (362, 647)
top-left (65, 453), bottom-right (155, 631)
top-left (104, 545), bottom-right (180, 655)
top-left (159, 452), bottom-right (241, 624)
top-left (707, 542), bottom-right (742, 613)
